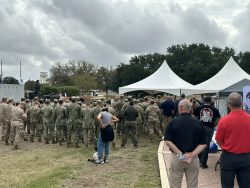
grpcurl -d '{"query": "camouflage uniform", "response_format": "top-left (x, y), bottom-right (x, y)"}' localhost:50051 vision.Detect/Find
top-left (82, 106), bottom-right (95, 147)
top-left (10, 104), bottom-right (27, 149)
top-left (53, 101), bottom-right (67, 145)
top-left (66, 99), bottom-right (82, 147)
top-left (145, 103), bottom-right (163, 139)
top-left (24, 100), bottom-right (31, 137)
top-left (5, 100), bottom-right (14, 144)
top-left (114, 99), bottom-right (125, 136)
top-left (134, 102), bottom-right (144, 137)
top-left (0, 99), bottom-right (8, 140)
top-left (29, 103), bottom-right (43, 142)
top-left (92, 103), bottom-right (102, 141)
top-left (41, 102), bottom-right (54, 143)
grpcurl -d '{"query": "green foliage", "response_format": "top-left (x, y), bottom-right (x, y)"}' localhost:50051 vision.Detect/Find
top-left (49, 60), bottom-right (115, 92)
top-left (40, 85), bottom-right (58, 96)
top-left (40, 85), bottom-right (79, 97)
top-left (24, 80), bottom-right (36, 91)
top-left (58, 86), bottom-right (79, 96)
top-left (2, 76), bottom-right (19, 84)
top-left (72, 74), bottom-right (97, 91)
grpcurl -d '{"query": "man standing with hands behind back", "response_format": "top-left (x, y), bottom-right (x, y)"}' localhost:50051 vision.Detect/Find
top-left (165, 99), bottom-right (206, 188)
top-left (216, 92), bottom-right (250, 188)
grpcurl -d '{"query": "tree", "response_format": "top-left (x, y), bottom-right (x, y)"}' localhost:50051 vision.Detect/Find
top-left (72, 74), bottom-right (97, 92)
top-left (24, 80), bottom-right (36, 90)
top-left (2, 76), bottom-right (19, 84)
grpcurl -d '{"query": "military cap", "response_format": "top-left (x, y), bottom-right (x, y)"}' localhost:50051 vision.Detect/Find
top-left (25, 99), bottom-right (30, 103)
top-left (34, 96), bottom-right (39, 101)
top-left (45, 99), bottom-right (50, 103)
top-left (127, 96), bottom-right (132, 99)
top-left (54, 99), bottom-right (58, 103)
top-left (7, 97), bottom-right (14, 102)
top-left (58, 98), bottom-right (64, 102)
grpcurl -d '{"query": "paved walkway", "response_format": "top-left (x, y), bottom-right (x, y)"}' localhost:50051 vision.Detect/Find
top-left (162, 143), bottom-right (225, 188)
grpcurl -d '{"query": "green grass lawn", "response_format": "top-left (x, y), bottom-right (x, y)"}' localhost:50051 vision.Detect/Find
top-left (0, 137), bottom-right (161, 188)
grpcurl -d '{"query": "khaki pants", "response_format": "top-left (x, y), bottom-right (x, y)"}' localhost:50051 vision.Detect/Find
top-left (169, 153), bottom-right (199, 188)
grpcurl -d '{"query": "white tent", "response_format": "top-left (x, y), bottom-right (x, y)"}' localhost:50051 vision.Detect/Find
top-left (119, 61), bottom-right (194, 96)
top-left (183, 57), bottom-right (250, 95)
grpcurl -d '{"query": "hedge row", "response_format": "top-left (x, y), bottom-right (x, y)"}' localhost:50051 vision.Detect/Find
top-left (40, 85), bottom-right (79, 96)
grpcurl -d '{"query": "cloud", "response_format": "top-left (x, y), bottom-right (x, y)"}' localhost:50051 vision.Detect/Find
top-left (0, 0), bottom-right (249, 81)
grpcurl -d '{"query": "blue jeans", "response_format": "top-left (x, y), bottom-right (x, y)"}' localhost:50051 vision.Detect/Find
top-left (97, 133), bottom-right (110, 160)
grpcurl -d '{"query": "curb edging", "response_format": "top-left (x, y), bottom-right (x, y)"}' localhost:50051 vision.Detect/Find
top-left (158, 141), bottom-right (170, 188)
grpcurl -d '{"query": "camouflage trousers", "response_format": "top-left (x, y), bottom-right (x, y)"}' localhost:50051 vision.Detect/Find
top-left (10, 122), bottom-right (25, 146)
top-left (30, 122), bottom-right (43, 141)
top-left (136, 121), bottom-right (144, 137)
top-left (43, 121), bottom-right (55, 142)
top-left (83, 127), bottom-right (95, 147)
top-left (116, 119), bottom-right (124, 136)
top-left (147, 121), bottom-right (163, 139)
top-left (67, 120), bottom-right (81, 144)
top-left (56, 124), bottom-right (66, 143)
top-left (0, 121), bottom-right (5, 140)
top-left (4, 121), bottom-right (11, 142)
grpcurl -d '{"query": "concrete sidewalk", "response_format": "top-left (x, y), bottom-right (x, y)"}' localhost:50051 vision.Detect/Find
top-left (159, 141), bottom-right (230, 188)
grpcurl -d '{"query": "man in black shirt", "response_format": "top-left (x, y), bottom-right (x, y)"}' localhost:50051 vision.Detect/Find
top-left (121, 101), bottom-right (138, 148)
top-left (193, 96), bottom-right (220, 169)
top-left (165, 99), bottom-right (206, 188)
top-left (160, 96), bottom-right (174, 134)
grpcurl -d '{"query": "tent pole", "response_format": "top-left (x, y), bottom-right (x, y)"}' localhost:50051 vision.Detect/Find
top-left (180, 89), bottom-right (182, 96)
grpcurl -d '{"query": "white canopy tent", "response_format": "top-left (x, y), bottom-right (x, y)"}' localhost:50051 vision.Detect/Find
top-left (119, 61), bottom-right (193, 96)
top-left (183, 57), bottom-right (250, 95)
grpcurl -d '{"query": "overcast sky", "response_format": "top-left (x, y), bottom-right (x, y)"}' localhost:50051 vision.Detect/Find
top-left (0, 0), bottom-right (250, 81)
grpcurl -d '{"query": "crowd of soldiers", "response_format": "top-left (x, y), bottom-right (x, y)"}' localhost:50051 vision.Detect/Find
top-left (0, 95), bottom-right (175, 150)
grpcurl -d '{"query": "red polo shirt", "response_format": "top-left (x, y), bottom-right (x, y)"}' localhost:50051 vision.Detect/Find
top-left (216, 110), bottom-right (250, 154)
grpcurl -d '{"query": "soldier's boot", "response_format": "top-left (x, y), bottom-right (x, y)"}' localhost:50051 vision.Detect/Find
top-left (13, 145), bottom-right (19, 150)
top-left (5, 140), bottom-right (9, 145)
top-left (75, 143), bottom-right (81, 148)
top-left (67, 143), bottom-right (70, 148)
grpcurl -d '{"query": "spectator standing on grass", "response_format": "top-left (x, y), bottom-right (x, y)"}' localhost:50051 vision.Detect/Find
top-left (10, 102), bottom-right (27, 150)
top-left (0, 97), bottom-right (8, 141)
top-left (216, 92), bottom-right (250, 188)
top-left (121, 101), bottom-right (138, 148)
top-left (145, 100), bottom-right (162, 139)
top-left (160, 96), bottom-right (174, 134)
top-left (95, 107), bottom-right (119, 164)
top-left (165, 99), bottom-right (206, 188)
top-left (193, 96), bottom-right (220, 169)
top-left (41, 99), bottom-right (54, 144)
